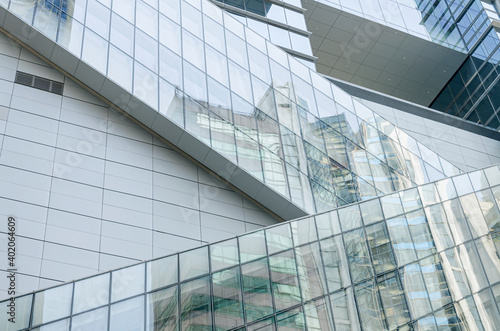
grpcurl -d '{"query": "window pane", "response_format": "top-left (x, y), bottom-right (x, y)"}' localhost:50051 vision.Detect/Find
top-left (242, 258), bottom-right (274, 322)
top-left (266, 223), bottom-right (293, 254)
top-left (71, 306), bottom-right (108, 330)
top-left (211, 238), bottom-right (239, 272)
top-left (377, 272), bottom-right (410, 329)
top-left (239, 230), bottom-right (267, 263)
top-left (291, 217), bottom-right (317, 246)
top-left (295, 243), bottom-right (327, 301)
top-left (112, 264), bottom-right (145, 303)
top-left (344, 229), bottom-right (373, 283)
top-left (179, 246), bottom-right (209, 281)
top-left (180, 277), bottom-right (212, 331)
top-left (276, 306), bottom-right (305, 331)
top-left (354, 280), bottom-right (386, 330)
top-left (147, 255), bottom-right (178, 292)
top-left (304, 298), bottom-right (334, 331)
top-left (110, 296), bottom-right (145, 331)
top-left (73, 274), bottom-right (110, 314)
top-left (213, 267), bottom-right (244, 329)
top-left (319, 236), bottom-right (350, 292)
top-left (366, 222), bottom-right (396, 275)
top-left (33, 284), bottom-right (73, 326)
top-left (269, 250), bottom-right (301, 311)
top-left (1, 294), bottom-right (32, 331)
top-left (330, 288), bottom-right (360, 330)
top-left (147, 286), bottom-right (178, 331)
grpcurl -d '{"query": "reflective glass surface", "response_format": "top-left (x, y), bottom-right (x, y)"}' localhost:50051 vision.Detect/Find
top-left (0, 0), bottom-right (463, 216)
top-left (3, 165), bottom-right (500, 330)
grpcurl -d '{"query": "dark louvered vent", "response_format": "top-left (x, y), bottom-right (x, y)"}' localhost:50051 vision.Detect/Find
top-left (15, 71), bottom-right (64, 95)
top-left (15, 72), bottom-right (33, 86)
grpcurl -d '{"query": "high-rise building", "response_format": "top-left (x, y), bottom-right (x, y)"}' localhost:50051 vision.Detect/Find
top-left (1, 0), bottom-right (500, 330)
top-left (302, 0), bottom-right (500, 130)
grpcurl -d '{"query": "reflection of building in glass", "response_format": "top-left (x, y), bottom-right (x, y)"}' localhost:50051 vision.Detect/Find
top-left (1, 0), bottom-right (500, 330)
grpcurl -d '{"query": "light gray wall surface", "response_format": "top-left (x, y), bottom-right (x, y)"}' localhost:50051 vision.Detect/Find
top-left (357, 97), bottom-right (500, 172)
top-left (0, 32), bottom-right (279, 299)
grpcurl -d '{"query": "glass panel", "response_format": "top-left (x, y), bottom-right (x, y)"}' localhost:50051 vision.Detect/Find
top-left (1, 294), bottom-right (32, 331)
top-left (344, 229), bottom-right (373, 283)
top-left (147, 286), bottom-right (178, 331)
top-left (315, 212), bottom-right (340, 239)
top-left (33, 284), bottom-right (73, 326)
top-left (407, 209), bottom-right (436, 259)
top-left (330, 288), bottom-right (360, 330)
top-left (476, 189), bottom-right (500, 232)
top-left (436, 178), bottom-right (457, 201)
top-left (475, 236), bottom-right (500, 285)
top-left (147, 255), bottom-right (178, 292)
top-left (242, 258), bottom-right (274, 322)
top-left (475, 289), bottom-right (500, 330)
top-left (439, 248), bottom-right (470, 301)
top-left (269, 250), bottom-right (301, 311)
top-left (295, 243), bottom-right (326, 301)
top-left (354, 280), bottom-right (386, 330)
top-left (319, 236), bottom-right (350, 292)
top-left (180, 277), bottom-right (212, 331)
top-left (210, 238), bottom-right (239, 272)
top-left (179, 246), bottom-right (209, 281)
top-left (460, 193), bottom-right (489, 238)
top-left (485, 166), bottom-right (500, 187)
top-left (33, 318), bottom-right (69, 331)
top-left (248, 317), bottom-right (276, 331)
top-left (470, 170), bottom-right (489, 192)
top-left (455, 297), bottom-right (484, 331)
top-left (424, 204), bottom-right (455, 251)
top-left (434, 305), bottom-right (461, 330)
top-left (111, 264), bottom-right (145, 303)
top-left (266, 223), bottom-right (293, 254)
top-left (73, 274), bottom-right (110, 314)
top-left (453, 174), bottom-right (474, 196)
top-left (239, 230), bottom-right (267, 263)
top-left (71, 306), bottom-right (108, 330)
top-left (304, 298), bottom-right (334, 331)
top-left (82, 28), bottom-right (108, 73)
top-left (366, 222), bottom-right (397, 275)
top-left (377, 272), bottom-right (410, 329)
top-left (110, 296), bottom-right (145, 331)
top-left (276, 307), bottom-right (306, 331)
top-left (459, 242), bottom-right (489, 293)
top-left (400, 188), bottom-right (422, 213)
top-left (213, 267), bottom-right (244, 329)
top-left (359, 199), bottom-right (384, 225)
top-left (291, 217), bottom-right (317, 246)
top-left (400, 263), bottom-right (432, 319)
top-left (338, 204), bottom-right (362, 231)
top-left (420, 255), bottom-right (452, 311)
top-left (418, 183), bottom-right (440, 207)
top-left (387, 216), bottom-right (417, 266)
top-left (381, 193), bottom-right (404, 218)
top-left (442, 199), bottom-right (472, 245)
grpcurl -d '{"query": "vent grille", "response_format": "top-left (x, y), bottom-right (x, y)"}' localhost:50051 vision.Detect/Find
top-left (15, 71), bottom-right (64, 95)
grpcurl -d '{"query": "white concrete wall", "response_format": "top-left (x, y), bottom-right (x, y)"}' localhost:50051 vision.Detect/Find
top-left (0, 32), bottom-right (278, 299)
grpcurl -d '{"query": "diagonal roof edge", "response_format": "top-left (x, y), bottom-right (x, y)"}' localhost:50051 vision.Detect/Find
top-left (0, 5), bottom-right (309, 221)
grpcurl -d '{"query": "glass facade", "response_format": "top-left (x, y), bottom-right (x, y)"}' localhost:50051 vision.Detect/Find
top-left (0, 0), bottom-right (463, 215)
top-left (210, 0), bottom-right (313, 66)
top-left (418, 0), bottom-right (500, 130)
top-left (1, 0), bottom-right (500, 330)
top-left (3, 164), bottom-right (500, 330)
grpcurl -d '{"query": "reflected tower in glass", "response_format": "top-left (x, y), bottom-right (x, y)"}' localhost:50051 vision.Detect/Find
top-left (0, 0), bottom-right (500, 330)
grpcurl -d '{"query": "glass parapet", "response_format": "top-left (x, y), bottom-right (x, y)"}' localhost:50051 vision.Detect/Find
top-left (0, 0), bottom-right (464, 215)
top-left (3, 164), bottom-right (500, 330)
